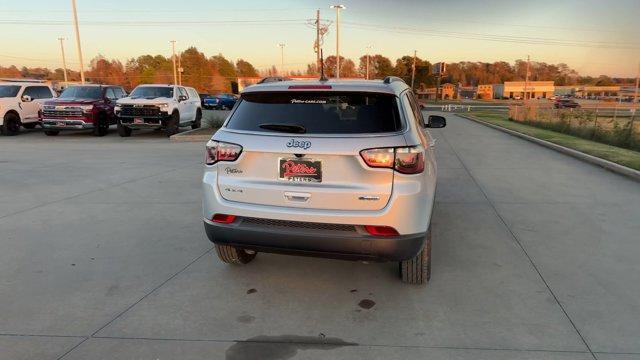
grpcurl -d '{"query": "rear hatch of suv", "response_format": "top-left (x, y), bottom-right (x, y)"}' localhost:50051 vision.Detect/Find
top-left (213, 89), bottom-right (406, 211)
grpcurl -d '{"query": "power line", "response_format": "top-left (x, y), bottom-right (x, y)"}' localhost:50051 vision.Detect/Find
top-left (341, 21), bottom-right (640, 50)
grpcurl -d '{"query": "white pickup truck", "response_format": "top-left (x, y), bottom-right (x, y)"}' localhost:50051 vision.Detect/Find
top-left (0, 82), bottom-right (56, 135)
top-left (114, 84), bottom-right (202, 137)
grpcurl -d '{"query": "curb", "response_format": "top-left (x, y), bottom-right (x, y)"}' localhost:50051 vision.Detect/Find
top-left (457, 114), bottom-right (640, 182)
top-left (169, 127), bottom-right (218, 142)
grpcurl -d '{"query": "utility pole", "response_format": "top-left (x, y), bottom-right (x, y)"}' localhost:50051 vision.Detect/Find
top-left (365, 45), bottom-right (372, 80)
top-left (57, 37), bottom-right (68, 87)
top-left (170, 40), bottom-right (177, 85)
top-left (70, 0), bottom-right (85, 84)
top-left (278, 43), bottom-right (286, 75)
top-left (411, 50), bottom-right (417, 89)
top-left (634, 61), bottom-right (639, 104)
top-left (330, 5), bottom-right (345, 78)
top-left (316, 10), bottom-right (321, 71)
top-left (524, 54), bottom-right (530, 101)
top-left (178, 54), bottom-right (182, 85)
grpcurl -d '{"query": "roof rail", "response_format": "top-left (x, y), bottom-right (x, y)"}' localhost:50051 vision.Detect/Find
top-left (383, 76), bottom-right (405, 84)
top-left (257, 76), bottom-right (291, 84)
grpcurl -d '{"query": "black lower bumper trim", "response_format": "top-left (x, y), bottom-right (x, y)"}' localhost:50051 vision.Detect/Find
top-left (204, 220), bottom-right (426, 262)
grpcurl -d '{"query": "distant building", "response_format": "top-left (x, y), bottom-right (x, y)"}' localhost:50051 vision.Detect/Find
top-left (457, 86), bottom-right (477, 99)
top-left (493, 81), bottom-right (554, 99)
top-left (441, 83), bottom-right (456, 100)
top-left (477, 85), bottom-right (493, 100)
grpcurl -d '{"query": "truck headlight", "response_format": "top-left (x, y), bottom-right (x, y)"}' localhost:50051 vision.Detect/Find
top-left (114, 104), bottom-right (121, 112)
top-left (80, 105), bottom-right (94, 112)
top-left (157, 103), bottom-right (169, 112)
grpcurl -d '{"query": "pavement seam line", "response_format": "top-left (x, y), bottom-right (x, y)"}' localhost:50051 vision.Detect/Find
top-left (89, 335), bottom-right (597, 354)
top-left (55, 337), bottom-right (90, 360)
top-left (438, 120), bottom-right (597, 360)
top-left (0, 161), bottom-right (200, 222)
top-left (88, 247), bottom-right (213, 338)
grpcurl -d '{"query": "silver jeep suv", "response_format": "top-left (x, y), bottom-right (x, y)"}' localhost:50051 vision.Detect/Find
top-left (202, 77), bottom-right (446, 284)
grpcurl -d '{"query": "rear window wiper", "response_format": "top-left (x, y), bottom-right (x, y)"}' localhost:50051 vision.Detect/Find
top-left (259, 123), bottom-right (307, 134)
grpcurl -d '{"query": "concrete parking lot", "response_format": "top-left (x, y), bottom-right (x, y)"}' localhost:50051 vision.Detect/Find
top-left (1, 113), bottom-right (639, 360)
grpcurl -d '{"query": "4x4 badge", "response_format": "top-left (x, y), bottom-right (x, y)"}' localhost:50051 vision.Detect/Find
top-left (286, 139), bottom-right (311, 150)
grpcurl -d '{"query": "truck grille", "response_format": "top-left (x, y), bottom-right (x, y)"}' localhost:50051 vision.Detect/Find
top-left (241, 217), bottom-right (357, 232)
top-left (42, 108), bottom-right (83, 118)
top-left (120, 105), bottom-right (161, 117)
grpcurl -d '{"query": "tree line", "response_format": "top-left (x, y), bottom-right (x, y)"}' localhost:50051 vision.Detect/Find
top-left (0, 46), bottom-right (633, 93)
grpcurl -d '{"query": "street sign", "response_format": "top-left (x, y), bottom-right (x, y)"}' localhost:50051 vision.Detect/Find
top-left (432, 62), bottom-right (446, 74)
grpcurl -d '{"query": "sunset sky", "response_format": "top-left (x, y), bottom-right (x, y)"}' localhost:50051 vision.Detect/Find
top-left (2, 0), bottom-right (639, 77)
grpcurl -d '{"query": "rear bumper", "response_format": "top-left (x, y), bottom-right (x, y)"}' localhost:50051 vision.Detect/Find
top-left (204, 218), bottom-right (426, 261)
top-left (41, 118), bottom-right (93, 130)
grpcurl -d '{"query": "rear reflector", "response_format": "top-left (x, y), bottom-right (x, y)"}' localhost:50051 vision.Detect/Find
top-left (211, 214), bottom-right (236, 224)
top-left (364, 225), bottom-right (399, 237)
top-left (287, 85), bottom-right (332, 89)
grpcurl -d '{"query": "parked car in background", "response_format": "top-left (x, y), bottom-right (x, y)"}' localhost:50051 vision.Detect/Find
top-left (0, 82), bottom-right (55, 135)
top-left (199, 93), bottom-right (210, 107)
top-left (40, 85), bottom-right (126, 136)
top-left (202, 77), bottom-right (446, 284)
top-left (115, 84), bottom-right (202, 137)
top-left (203, 93), bottom-right (237, 110)
top-left (554, 98), bottom-right (581, 109)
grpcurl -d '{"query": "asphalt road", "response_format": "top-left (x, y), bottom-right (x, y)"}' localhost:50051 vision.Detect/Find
top-left (0, 114), bottom-right (639, 360)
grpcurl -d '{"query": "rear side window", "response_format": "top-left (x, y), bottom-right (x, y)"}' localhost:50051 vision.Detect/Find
top-left (227, 92), bottom-right (402, 134)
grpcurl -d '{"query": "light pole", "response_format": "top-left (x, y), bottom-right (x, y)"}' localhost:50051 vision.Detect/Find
top-left (170, 40), bottom-right (177, 85)
top-left (278, 43), bottom-right (286, 75)
top-left (365, 45), bottom-right (372, 80)
top-left (57, 37), bottom-right (69, 87)
top-left (411, 50), bottom-right (417, 89)
top-left (330, 5), bottom-right (345, 79)
top-left (70, 0), bottom-right (85, 84)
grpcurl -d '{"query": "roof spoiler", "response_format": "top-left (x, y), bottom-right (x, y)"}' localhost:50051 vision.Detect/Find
top-left (383, 76), bottom-right (405, 84)
top-left (257, 76), bottom-right (291, 84)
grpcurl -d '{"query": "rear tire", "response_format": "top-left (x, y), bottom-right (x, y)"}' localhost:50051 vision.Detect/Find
top-left (22, 122), bottom-right (37, 129)
top-left (117, 120), bottom-right (132, 137)
top-left (44, 130), bottom-right (60, 136)
top-left (399, 226), bottom-right (431, 285)
top-left (1, 113), bottom-right (21, 136)
top-left (93, 113), bottom-right (109, 136)
top-left (192, 109), bottom-right (202, 129)
top-left (165, 111), bottom-right (180, 137)
top-left (214, 244), bottom-right (256, 265)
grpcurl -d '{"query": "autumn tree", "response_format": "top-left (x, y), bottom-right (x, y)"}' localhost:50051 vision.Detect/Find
top-left (86, 56), bottom-right (125, 85)
top-left (357, 54), bottom-right (394, 79)
top-left (236, 59), bottom-right (258, 77)
top-left (324, 56), bottom-right (357, 78)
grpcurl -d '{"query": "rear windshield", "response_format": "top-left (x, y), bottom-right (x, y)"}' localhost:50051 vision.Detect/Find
top-left (226, 92), bottom-right (402, 134)
top-left (59, 86), bottom-right (102, 100)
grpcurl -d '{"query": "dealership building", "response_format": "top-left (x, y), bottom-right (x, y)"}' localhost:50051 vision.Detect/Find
top-left (492, 81), bottom-right (555, 99)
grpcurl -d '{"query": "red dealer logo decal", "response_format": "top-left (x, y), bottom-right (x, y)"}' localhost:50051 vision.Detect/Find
top-left (281, 160), bottom-right (318, 177)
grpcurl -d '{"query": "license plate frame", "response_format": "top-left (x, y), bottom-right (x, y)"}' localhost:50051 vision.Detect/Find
top-left (278, 158), bottom-right (322, 183)
top-left (134, 118), bottom-right (144, 124)
top-left (56, 121), bottom-right (66, 127)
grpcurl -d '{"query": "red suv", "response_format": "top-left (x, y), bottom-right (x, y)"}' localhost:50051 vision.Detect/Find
top-left (41, 85), bottom-right (126, 136)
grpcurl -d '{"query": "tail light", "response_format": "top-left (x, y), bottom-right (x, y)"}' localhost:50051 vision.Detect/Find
top-left (364, 225), bottom-right (399, 237)
top-left (360, 146), bottom-right (425, 174)
top-left (211, 214), bottom-right (236, 224)
top-left (205, 141), bottom-right (242, 165)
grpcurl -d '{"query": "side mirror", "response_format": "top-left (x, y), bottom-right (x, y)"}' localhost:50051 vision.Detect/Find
top-left (21, 95), bottom-right (33, 102)
top-left (178, 95), bottom-right (187, 102)
top-left (426, 115), bottom-right (446, 128)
